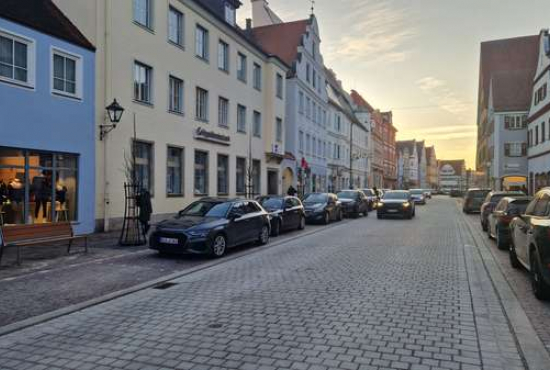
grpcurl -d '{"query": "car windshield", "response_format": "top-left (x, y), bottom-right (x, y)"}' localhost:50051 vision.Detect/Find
top-left (180, 201), bottom-right (230, 218)
top-left (509, 200), bottom-right (530, 212)
top-left (383, 192), bottom-right (408, 200)
top-left (304, 194), bottom-right (328, 203)
top-left (470, 190), bottom-right (489, 199)
top-left (261, 198), bottom-right (283, 210)
top-left (491, 193), bottom-right (523, 204)
top-left (362, 189), bottom-right (374, 196)
top-left (337, 191), bottom-right (356, 200)
top-left (410, 190), bottom-right (423, 195)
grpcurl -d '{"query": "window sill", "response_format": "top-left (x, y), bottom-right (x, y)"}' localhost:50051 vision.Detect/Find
top-left (168, 40), bottom-right (185, 51)
top-left (133, 21), bottom-right (155, 34)
top-left (237, 78), bottom-right (247, 84)
top-left (237, 130), bottom-right (247, 135)
top-left (194, 193), bottom-right (208, 197)
top-left (167, 193), bottom-right (184, 198)
top-left (52, 91), bottom-right (82, 101)
top-left (195, 117), bottom-right (209, 123)
top-left (195, 55), bottom-right (210, 64)
top-left (133, 100), bottom-right (154, 108)
top-left (0, 77), bottom-right (35, 90)
top-left (169, 109), bottom-right (184, 117)
top-left (219, 68), bottom-right (230, 75)
top-left (254, 87), bottom-right (262, 92)
top-left (253, 135), bottom-right (262, 139)
top-left (218, 124), bottom-right (229, 129)
top-left (217, 193), bottom-right (229, 196)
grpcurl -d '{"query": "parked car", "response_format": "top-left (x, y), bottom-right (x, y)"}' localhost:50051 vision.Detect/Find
top-left (303, 193), bottom-right (342, 224)
top-left (258, 196), bottom-right (306, 236)
top-left (487, 196), bottom-right (531, 250)
top-left (149, 198), bottom-right (270, 258)
top-left (337, 190), bottom-right (369, 218)
top-left (410, 189), bottom-right (427, 205)
top-left (463, 188), bottom-right (491, 214)
top-left (480, 191), bottom-right (525, 231)
top-left (509, 188), bottom-right (550, 300)
top-left (360, 188), bottom-right (378, 211)
top-left (450, 189), bottom-right (463, 197)
top-left (377, 190), bottom-right (415, 219)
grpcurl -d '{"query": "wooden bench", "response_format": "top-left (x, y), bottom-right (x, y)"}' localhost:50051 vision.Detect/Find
top-left (0, 223), bottom-right (88, 266)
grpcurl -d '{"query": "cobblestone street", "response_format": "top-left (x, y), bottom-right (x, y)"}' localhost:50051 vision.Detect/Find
top-left (0, 197), bottom-right (549, 370)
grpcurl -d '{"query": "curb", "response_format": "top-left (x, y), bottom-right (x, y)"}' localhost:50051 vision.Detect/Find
top-left (459, 204), bottom-right (550, 370)
top-left (0, 219), bottom-right (351, 337)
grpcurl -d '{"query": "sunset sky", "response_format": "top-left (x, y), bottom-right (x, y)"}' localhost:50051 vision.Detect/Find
top-left (238, 0), bottom-right (550, 168)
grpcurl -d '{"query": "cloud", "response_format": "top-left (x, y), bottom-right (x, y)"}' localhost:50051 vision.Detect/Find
top-left (415, 77), bottom-right (472, 115)
top-left (324, 0), bottom-right (417, 66)
top-left (417, 77), bottom-right (445, 91)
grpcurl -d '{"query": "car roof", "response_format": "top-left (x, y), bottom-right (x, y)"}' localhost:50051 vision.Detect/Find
top-left (501, 196), bottom-right (532, 202)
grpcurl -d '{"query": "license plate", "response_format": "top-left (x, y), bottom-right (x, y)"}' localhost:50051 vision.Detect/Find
top-left (160, 237), bottom-right (179, 245)
top-left (387, 209), bottom-right (398, 213)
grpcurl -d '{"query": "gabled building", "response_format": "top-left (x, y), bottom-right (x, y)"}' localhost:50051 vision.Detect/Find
top-left (527, 29), bottom-right (550, 194)
top-left (438, 160), bottom-right (467, 193)
top-left (396, 140), bottom-right (418, 189)
top-left (0, 0), bottom-right (95, 234)
top-left (426, 146), bottom-right (438, 189)
top-left (251, 8), bottom-right (329, 195)
top-left (381, 112), bottom-right (397, 189)
top-left (416, 140), bottom-right (427, 189)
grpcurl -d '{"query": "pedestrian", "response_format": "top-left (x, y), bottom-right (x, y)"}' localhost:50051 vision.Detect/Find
top-left (136, 189), bottom-right (153, 235)
top-left (287, 185), bottom-right (297, 197)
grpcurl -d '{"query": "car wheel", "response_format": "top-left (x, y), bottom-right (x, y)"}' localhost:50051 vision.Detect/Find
top-left (487, 226), bottom-right (493, 240)
top-left (337, 209), bottom-right (343, 221)
top-left (509, 242), bottom-right (520, 269)
top-left (323, 212), bottom-right (330, 225)
top-left (377, 213), bottom-right (383, 219)
top-left (258, 225), bottom-right (270, 246)
top-left (271, 220), bottom-right (281, 237)
top-left (211, 234), bottom-right (227, 258)
top-left (297, 216), bottom-right (306, 230)
top-left (364, 209), bottom-right (369, 217)
top-left (496, 229), bottom-right (507, 250)
top-left (481, 220), bottom-right (488, 232)
top-left (530, 251), bottom-right (550, 300)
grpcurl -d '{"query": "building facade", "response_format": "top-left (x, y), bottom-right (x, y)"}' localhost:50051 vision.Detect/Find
top-left (396, 140), bottom-right (418, 189)
top-left (426, 146), bottom-right (438, 189)
top-left (416, 140), bottom-right (427, 189)
top-left (251, 9), bottom-right (329, 196)
top-left (438, 160), bottom-right (466, 193)
top-left (54, 0), bottom-right (288, 230)
top-left (381, 112), bottom-right (397, 189)
top-left (0, 0), bottom-right (96, 234)
top-left (527, 30), bottom-right (550, 194)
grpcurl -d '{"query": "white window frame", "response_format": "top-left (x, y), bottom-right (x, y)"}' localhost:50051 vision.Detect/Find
top-left (237, 52), bottom-right (247, 82)
top-left (218, 39), bottom-right (229, 72)
top-left (276, 73), bottom-right (283, 99)
top-left (276, 117), bottom-right (283, 143)
top-left (195, 24), bottom-right (209, 61)
top-left (133, 0), bottom-right (153, 29)
top-left (168, 74), bottom-right (184, 114)
top-left (51, 48), bottom-right (83, 99)
top-left (253, 110), bottom-right (262, 137)
top-left (133, 61), bottom-right (153, 104)
top-left (168, 6), bottom-right (184, 47)
top-left (253, 63), bottom-right (262, 90)
top-left (195, 87), bottom-right (209, 121)
top-left (225, 3), bottom-right (236, 26)
top-left (237, 104), bottom-right (247, 133)
top-left (0, 28), bottom-right (35, 89)
top-left (218, 96), bottom-right (229, 127)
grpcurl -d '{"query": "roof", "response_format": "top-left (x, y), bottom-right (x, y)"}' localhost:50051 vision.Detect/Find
top-left (478, 35), bottom-right (538, 113)
top-left (325, 68), bottom-right (365, 129)
top-left (491, 69), bottom-right (534, 112)
top-left (396, 140), bottom-right (416, 155)
top-left (0, 0), bottom-right (94, 51)
top-left (350, 90), bottom-right (375, 113)
top-left (250, 19), bottom-right (309, 67)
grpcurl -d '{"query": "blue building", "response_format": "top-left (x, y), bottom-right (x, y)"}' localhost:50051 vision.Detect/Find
top-left (0, 0), bottom-right (95, 234)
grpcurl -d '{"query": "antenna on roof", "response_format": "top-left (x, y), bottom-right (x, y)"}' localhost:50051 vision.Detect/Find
top-left (310, 0), bottom-right (315, 15)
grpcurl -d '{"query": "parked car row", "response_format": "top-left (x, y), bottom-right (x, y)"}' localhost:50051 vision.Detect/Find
top-left (465, 187), bottom-right (550, 300)
top-left (149, 188), bottom-right (388, 259)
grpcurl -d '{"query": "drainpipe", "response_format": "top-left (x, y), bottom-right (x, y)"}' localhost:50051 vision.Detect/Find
top-left (103, 0), bottom-right (112, 232)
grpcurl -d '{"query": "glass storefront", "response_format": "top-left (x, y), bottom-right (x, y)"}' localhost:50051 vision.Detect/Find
top-left (0, 146), bottom-right (78, 226)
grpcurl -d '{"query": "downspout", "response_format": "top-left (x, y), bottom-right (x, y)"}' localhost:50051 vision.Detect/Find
top-left (103, 0), bottom-right (112, 232)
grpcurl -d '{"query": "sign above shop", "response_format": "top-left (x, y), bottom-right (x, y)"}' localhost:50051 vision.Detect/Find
top-left (194, 128), bottom-right (230, 146)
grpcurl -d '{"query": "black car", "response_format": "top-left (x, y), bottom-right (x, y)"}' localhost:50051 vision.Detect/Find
top-left (377, 190), bottom-right (415, 219)
top-left (487, 196), bottom-right (531, 250)
top-left (259, 196), bottom-right (306, 236)
top-left (337, 190), bottom-right (369, 218)
top-left (480, 191), bottom-right (525, 231)
top-left (463, 188), bottom-right (491, 213)
top-left (510, 188), bottom-right (550, 300)
top-left (149, 198), bottom-right (271, 258)
top-left (303, 193), bottom-right (342, 224)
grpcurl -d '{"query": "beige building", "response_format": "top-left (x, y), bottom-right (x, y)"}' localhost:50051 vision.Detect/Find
top-left (53, 0), bottom-right (288, 230)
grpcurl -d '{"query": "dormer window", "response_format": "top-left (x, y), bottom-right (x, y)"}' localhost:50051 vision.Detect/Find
top-left (225, 3), bottom-right (236, 26)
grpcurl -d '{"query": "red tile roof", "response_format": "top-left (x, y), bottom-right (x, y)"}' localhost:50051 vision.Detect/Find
top-left (350, 90), bottom-right (375, 113)
top-left (491, 69), bottom-right (534, 112)
top-left (0, 0), bottom-right (94, 51)
top-left (250, 19), bottom-right (309, 67)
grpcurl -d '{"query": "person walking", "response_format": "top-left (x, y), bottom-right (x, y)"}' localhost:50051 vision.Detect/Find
top-left (287, 185), bottom-right (297, 197)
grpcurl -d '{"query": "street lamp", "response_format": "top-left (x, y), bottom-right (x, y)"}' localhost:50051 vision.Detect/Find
top-left (100, 99), bottom-right (125, 140)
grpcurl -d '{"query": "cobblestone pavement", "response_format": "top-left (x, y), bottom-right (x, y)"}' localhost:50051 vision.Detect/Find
top-left (462, 209), bottom-right (550, 354)
top-left (0, 197), bottom-right (542, 370)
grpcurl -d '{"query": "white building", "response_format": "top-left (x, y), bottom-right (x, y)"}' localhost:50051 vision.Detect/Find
top-left (528, 29), bottom-right (550, 194)
top-left (396, 140), bottom-right (419, 189)
top-left (251, 4), bottom-right (329, 195)
top-left (54, 0), bottom-right (289, 230)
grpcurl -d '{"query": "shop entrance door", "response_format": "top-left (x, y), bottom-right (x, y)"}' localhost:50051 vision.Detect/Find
top-left (267, 170), bottom-right (279, 195)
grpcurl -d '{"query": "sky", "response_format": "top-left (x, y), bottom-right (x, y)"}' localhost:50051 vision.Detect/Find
top-left (238, 0), bottom-right (550, 168)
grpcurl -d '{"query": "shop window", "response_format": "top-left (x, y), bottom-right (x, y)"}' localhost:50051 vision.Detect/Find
top-left (217, 154), bottom-right (229, 195)
top-left (194, 150), bottom-right (208, 195)
top-left (166, 146), bottom-right (183, 196)
top-left (252, 160), bottom-right (261, 196)
top-left (0, 147), bottom-right (78, 226)
top-left (133, 141), bottom-right (153, 194)
top-left (236, 157), bottom-right (246, 194)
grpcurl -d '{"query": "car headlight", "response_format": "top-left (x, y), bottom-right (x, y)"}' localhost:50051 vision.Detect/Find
top-left (402, 202), bottom-right (410, 208)
top-left (188, 230), bottom-right (209, 238)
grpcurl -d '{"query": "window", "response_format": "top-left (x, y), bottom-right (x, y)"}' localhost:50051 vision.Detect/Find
top-left (299, 130), bottom-right (304, 152)
top-left (253, 63), bottom-right (262, 90)
top-left (504, 115), bottom-right (527, 130)
top-left (134, 0), bottom-right (152, 29)
top-left (276, 73), bottom-right (284, 99)
top-left (306, 63), bottom-right (311, 83)
top-left (236, 157), bottom-right (246, 194)
top-left (217, 154), bottom-right (229, 194)
top-left (218, 40), bottom-right (229, 72)
top-left (306, 97), bottom-right (311, 118)
top-left (218, 97), bottom-right (229, 127)
top-left (237, 53), bottom-right (247, 82)
top-left (312, 102), bottom-right (317, 123)
top-left (306, 134), bottom-right (311, 155)
top-left (313, 69), bottom-right (317, 88)
top-left (252, 160), bottom-right (261, 196)
top-left (133, 61), bottom-right (152, 103)
top-left (166, 147), bottom-right (183, 195)
top-left (543, 122), bottom-right (546, 143)
top-left (276, 118), bottom-right (283, 142)
top-left (134, 141), bottom-right (154, 193)
top-left (168, 75), bottom-right (183, 113)
top-left (196, 87), bottom-right (208, 121)
top-left (52, 51), bottom-right (79, 97)
top-left (0, 32), bottom-right (31, 85)
top-left (195, 25), bottom-right (209, 60)
top-left (504, 142), bottom-right (526, 157)
top-left (536, 125), bottom-right (539, 145)
top-left (194, 151), bottom-right (208, 195)
top-left (225, 3), bottom-right (236, 26)
top-left (535, 84), bottom-right (548, 105)
top-left (237, 104), bottom-right (247, 133)
top-left (312, 138), bottom-right (317, 157)
top-left (168, 7), bottom-right (183, 46)
top-left (299, 91), bottom-right (304, 113)
top-left (253, 111), bottom-right (262, 137)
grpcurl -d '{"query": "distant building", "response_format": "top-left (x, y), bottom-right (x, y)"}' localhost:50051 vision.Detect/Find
top-left (381, 112), bottom-right (398, 189)
top-left (426, 146), bottom-right (438, 189)
top-left (476, 35), bottom-right (539, 189)
top-left (396, 140), bottom-right (418, 189)
top-left (438, 160), bottom-right (467, 193)
top-left (527, 30), bottom-right (550, 194)
top-left (416, 140), bottom-right (427, 189)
